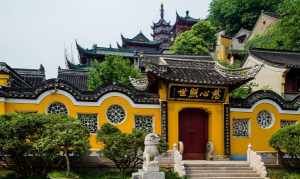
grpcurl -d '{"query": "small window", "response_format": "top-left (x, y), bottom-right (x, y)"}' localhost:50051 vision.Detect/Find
top-left (257, 110), bottom-right (274, 129)
top-left (78, 113), bottom-right (98, 133)
top-left (280, 120), bottom-right (297, 128)
top-left (232, 119), bottom-right (249, 137)
top-left (106, 105), bottom-right (126, 124)
top-left (135, 115), bottom-right (153, 133)
top-left (47, 102), bottom-right (68, 115)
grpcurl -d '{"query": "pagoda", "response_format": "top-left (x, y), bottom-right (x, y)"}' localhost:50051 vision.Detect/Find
top-left (151, 4), bottom-right (172, 50)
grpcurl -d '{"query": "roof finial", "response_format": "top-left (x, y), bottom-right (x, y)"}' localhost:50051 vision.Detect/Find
top-left (160, 3), bottom-right (164, 19)
top-left (186, 10), bottom-right (190, 17)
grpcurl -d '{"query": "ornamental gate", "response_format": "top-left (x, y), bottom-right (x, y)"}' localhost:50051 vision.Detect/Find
top-left (179, 108), bottom-right (208, 160)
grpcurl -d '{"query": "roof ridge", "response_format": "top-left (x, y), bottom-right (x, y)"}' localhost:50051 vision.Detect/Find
top-left (250, 48), bottom-right (300, 54)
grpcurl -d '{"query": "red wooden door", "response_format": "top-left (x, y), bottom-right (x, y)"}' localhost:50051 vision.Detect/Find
top-left (179, 109), bottom-right (208, 160)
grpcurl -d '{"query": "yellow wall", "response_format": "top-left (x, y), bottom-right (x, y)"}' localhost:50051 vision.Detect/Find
top-left (216, 36), bottom-right (232, 61)
top-left (167, 101), bottom-right (225, 156)
top-left (1, 92), bottom-right (161, 151)
top-left (159, 82), bottom-right (229, 157)
top-left (0, 74), bottom-right (10, 86)
top-left (231, 103), bottom-right (300, 156)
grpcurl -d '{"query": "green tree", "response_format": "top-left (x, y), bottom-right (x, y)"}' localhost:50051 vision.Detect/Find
top-left (0, 113), bottom-right (50, 177)
top-left (88, 55), bottom-right (141, 90)
top-left (170, 20), bottom-right (217, 55)
top-left (209, 0), bottom-right (283, 35)
top-left (269, 123), bottom-right (300, 168)
top-left (35, 115), bottom-right (90, 177)
top-left (247, 0), bottom-right (300, 50)
top-left (97, 123), bottom-right (145, 176)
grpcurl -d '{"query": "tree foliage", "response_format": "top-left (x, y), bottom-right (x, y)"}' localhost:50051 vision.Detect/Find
top-left (34, 115), bottom-right (90, 177)
top-left (247, 0), bottom-right (300, 50)
top-left (97, 123), bottom-right (145, 176)
top-left (231, 82), bottom-right (258, 99)
top-left (269, 123), bottom-right (300, 168)
top-left (209, 0), bottom-right (283, 35)
top-left (170, 20), bottom-right (216, 55)
top-left (88, 55), bottom-right (141, 90)
top-left (0, 113), bottom-right (90, 177)
top-left (0, 113), bottom-right (49, 176)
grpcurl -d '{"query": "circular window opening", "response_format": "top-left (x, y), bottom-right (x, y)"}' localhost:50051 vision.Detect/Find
top-left (47, 102), bottom-right (68, 115)
top-left (106, 105), bottom-right (126, 124)
top-left (257, 110), bottom-right (274, 129)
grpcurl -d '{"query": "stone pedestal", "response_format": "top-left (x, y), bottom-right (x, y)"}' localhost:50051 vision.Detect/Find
top-left (132, 133), bottom-right (165, 179)
top-left (132, 170), bottom-right (165, 179)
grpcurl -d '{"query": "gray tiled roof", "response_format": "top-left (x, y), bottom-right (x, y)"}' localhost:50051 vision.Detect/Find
top-left (250, 48), bottom-right (300, 68)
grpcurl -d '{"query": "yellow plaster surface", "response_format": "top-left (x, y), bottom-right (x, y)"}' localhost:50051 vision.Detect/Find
top-left (231, 103), bottom-right (300, 155)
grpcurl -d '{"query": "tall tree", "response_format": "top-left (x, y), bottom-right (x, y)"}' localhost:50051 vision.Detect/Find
top-left (209, 0), bottom-right (283, 35)
top-left (35, 115), bottom-right (90, 176)
top-left (170, 20), bottom-right (216, 55)
top-left (247, 0), bottom-right (300, 50)
top-left (88, 55), bottom-right (141, 90)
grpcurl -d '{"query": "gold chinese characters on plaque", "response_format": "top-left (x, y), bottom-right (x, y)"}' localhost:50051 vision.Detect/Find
top-left (169, 84), bottom-right (226, 102)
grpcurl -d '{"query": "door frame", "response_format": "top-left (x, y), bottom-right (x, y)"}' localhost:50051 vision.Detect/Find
top-left (179, 108), bottom-right (209, 160)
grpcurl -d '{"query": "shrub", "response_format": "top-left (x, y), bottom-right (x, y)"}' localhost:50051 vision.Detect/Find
top-left (97, 124), bottom-right (145, 176)
top-left (0, 113), bottom-right (90, 177)
top-left (35, 115), bottom-right (90, 177)
top-left (269, 123), bottom-right (300, 168)
top-left (0, 113), bottom-right (50, 177)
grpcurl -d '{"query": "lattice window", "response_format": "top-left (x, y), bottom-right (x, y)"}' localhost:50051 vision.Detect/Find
top-left (232, 119), bottom-right (249, 137)
top-left (257, 110), bottom-right (274, 129)
top-left (280, 120), bottom-right (297, 128)
top-left (78, 113), bottom-right (98, 133)
top-left (106, 105), bottom-right (126, 124)
top-left (47, 102), bottom-right (68, 115)
top-left (135, 115), bottom-right (153, 133)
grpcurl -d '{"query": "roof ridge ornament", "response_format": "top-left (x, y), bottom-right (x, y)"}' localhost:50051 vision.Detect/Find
top-left (214, 61), bottom-right (262, 79)
top-left (129, 76), bottom-right (149, 91)
top-left (160, 3), bottom-right (165, 20)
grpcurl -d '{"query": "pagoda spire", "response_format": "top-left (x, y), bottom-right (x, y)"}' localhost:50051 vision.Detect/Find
top-left (160, 3), bottom-right (164, 19)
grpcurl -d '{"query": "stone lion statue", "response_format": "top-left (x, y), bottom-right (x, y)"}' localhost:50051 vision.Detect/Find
top-left (143, 133), bottom-right (160, 172)
top-left (206, 141), bottom-right (215, 160)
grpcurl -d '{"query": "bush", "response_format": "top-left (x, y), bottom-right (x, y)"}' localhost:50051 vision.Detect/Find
top-left (0, 113), bottom-right (90, 177)
top-left (269, 123), bottom-right (300, 169)
top-left (97, 124), bottom-right (145, 176)
top-left (0, 113), bottom-right (51, 177)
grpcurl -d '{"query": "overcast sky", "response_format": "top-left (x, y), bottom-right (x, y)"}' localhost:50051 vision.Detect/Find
top-left (0, 0), bottom-right (212, 78)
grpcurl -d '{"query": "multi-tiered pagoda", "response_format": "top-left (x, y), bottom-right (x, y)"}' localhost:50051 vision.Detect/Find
top-left (71, 4), bottom-right (199, 69)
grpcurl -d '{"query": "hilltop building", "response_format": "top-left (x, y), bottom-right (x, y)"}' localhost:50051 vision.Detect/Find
top-left (215, 11), bottom-right (279, 62)
top-left (73, 4), bottom-right (199, 69)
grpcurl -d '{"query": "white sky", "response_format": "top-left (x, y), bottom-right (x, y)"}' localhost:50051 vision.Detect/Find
top-left (0, 0), bottom-right (212, 78)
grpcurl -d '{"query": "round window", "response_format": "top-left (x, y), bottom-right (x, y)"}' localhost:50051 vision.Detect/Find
top-left (47, 102), bottom-right (68, 115)
top-left (257, 110), bottom-right (274, 129)
top-left (106, 105), bottom-right (126, 124)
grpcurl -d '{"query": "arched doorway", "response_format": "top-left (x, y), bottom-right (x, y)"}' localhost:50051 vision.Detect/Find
top-left (179, 108), bottom-right (208, 160)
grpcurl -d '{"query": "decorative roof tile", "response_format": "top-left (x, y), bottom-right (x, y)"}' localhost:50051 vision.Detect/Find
top-left (144, 55), bottom-right (260, 87)
top-left (250, 48), bottom-right (300, 68)
top-left (0, 79), bottom-right (159, 104)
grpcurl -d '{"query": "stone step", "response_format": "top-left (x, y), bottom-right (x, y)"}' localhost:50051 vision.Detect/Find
top-left (185, 166), bottom-right (253, 170)
top-left (185, 163), bottom-right (250, 167)
top-left (187, 173), bottom-right (260, 177)
top-left (186, 170), bottom-right (256, 174)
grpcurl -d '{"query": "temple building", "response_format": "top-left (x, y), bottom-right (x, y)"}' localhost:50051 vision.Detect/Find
top-left (73, 4), bottom-right (199, 69)
top-left (215, 11), bottom-right (279, 62)
top-left (1, 51), bottom-right (299, 161)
